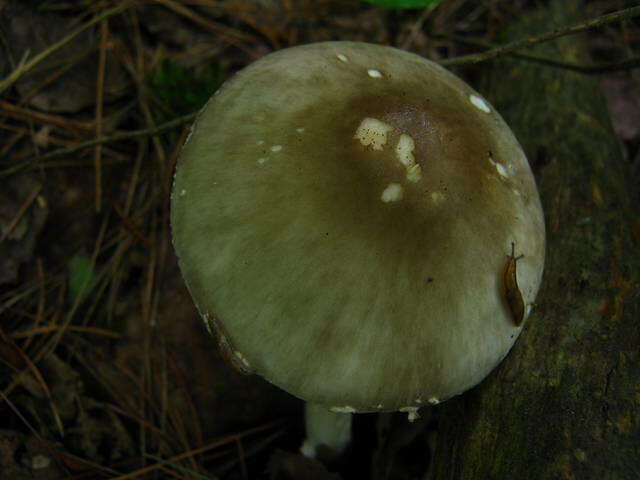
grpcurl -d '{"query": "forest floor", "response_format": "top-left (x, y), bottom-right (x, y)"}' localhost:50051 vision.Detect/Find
top-left (0, 1), bottom-right (638, 479)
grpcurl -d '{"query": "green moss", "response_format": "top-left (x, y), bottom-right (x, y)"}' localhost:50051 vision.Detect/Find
top-left (146, 60), bottom-right (223, 121)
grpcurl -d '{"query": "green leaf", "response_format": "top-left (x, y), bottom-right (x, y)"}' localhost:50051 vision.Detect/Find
top-left (68, 253), bottom-right (96, 302)
top-left (358, 0), bottom-right (442, 9)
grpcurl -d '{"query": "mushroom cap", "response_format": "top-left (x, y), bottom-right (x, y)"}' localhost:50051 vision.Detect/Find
top-left (171, 42), bottom-right (545, 413)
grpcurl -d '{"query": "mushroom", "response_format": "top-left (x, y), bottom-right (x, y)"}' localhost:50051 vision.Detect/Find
top-left (170, 41), bottom-right (545, 460)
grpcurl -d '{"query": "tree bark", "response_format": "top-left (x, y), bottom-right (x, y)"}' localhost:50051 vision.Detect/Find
top-left (430, 1), bottom-right (640, 479)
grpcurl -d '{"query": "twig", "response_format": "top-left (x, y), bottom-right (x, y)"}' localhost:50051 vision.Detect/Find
top-left (0, 1), bottom-right (134, 95)
top-left (154, 0), bottom-right (259, 53)
top-left (55, 450), bottom-right (122, 477)
top-left (211, 429), bottom-right (285, 478)
top-left (113, 203), bottom-right (154, 246)
top-left (11, 325), bottom-right (121, 339)
top-left (236, 439), bottom-right (248, 480)
top-left (0, 122), bottom-right (74, 148)
top-left (445, 34), bottom-right (640, 73)
top-left (0, 183), bottom-right (42, 242)
top-left (111, 420), bottom-right (286, 480)
top-left (0, 330), bottom-right (65, 437)
top-left (22, 258), bottom-right (46, 352)
top-left (0, 98), bottom-right (95, 131)
top-left (94, 18), bottom-right (109, 213)
top-left (167, 351), bottom-right (205, 469)
top-left (0, 131), bottom-right (26, 158)
top-left (440, 5), bottom-right (640, 66)
top-left (144, 455), bottom-right (213, 480)
top-left (401, 4), bottom-right (438, 51)
top-left (0, 389), bottom-right (43, 440)
top-left (520, 54), bottom-right (640, 74)
top-left (0, 112), bottom-right (197, 178)
top-left (34, 216), bottom-right (108, 364)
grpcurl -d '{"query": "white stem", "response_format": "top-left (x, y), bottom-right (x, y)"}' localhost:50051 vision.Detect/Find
top-left (300, 403), bottom-right (352, 461)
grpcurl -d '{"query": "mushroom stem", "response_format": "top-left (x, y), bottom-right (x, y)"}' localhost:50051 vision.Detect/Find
top-left (300, 403), bottom-right (352, 461)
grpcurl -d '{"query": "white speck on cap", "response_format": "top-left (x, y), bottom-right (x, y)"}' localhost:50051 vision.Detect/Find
top-left (488, 153), bottom-right (508, 178)
top-left (257, 157), bottom-right (269, 165)
top-left (400, 406), bottom-right (420, 422)
top-left (234, 351), bottom-right (251, 369)
top-left (395, 134), bottom-right (422, 182)
top-left (330, 406), bottom-right (357, 413)
top-left (184, 128), bottom-right (194, 146)
top-left (179, 189), bottom-right (187, 197)
top-left (367, 69), bottom-right (383, 78)
top-left (354, 117), bottom-right (394, 150)
top-left (381, 183), bottom-right (404, 203)
top-left (430, 191), bottom-right (445, 204)
top-left (202, 313), bottom-right (213, 335)
top-left (470, 94), bottom-right (491, 113)
top-left (428, 397), bottom-right (440, 405)
top-left (296, 127), bottom-right (305, 133)
top-left (337, 54), bottom-right (348, 63)
top-left (395, 134), bottom-right (415, 168)
top-left (271, 145), bottom-right (283, 152)
top-left (406, 164), bottom-right (422, 183)
top-left (256, 140), bottom-right (265, 146)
